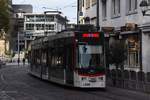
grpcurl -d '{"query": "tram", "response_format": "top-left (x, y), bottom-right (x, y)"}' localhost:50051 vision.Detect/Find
top-left (29, 25), bottom-right (106, 88)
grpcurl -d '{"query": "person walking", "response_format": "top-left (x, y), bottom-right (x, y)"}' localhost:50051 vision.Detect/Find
top-left (23, 58), bottom-right (25, 66)
top-left (17, 58), bottom-right (20, 66)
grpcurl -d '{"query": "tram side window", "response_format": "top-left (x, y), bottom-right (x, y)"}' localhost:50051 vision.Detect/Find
top-left (51, 54), bottom-right (56, 67)
top-left (51, 48), bottom-right (59, 67)
top-left (33, 50), bottom-right (38, 65)
top-left (36, 50), bottom-right (41, 64)
top-left (41, 51), bottom-right (47, 64)
top-left (34, 50), bottom-right (38, 64)
top-left (65, 45), bottom-right (73, 69)
top-left (56, 55), bottom-right (64, 67)
top-left (48, 48), bottom-right (51, 66)
top-left (51, 47), bottom-right (64, 68)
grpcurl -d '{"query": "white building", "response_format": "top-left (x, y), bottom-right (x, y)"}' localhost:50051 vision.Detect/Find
top-left (78, 0), bottom-right (150, 72)
top-left (24, 11), bottom-right (68, 49)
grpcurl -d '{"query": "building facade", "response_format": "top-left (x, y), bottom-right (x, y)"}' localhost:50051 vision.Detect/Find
top-left (24, 11), bottom-right (68, 49)
top-left (78, 0), bottom-right (150, 72)
top-left (12, 4), bottom-right (33, 54)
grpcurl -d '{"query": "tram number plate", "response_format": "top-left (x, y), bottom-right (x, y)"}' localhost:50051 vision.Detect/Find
top-left (89, 78), bottom-right (96, 82)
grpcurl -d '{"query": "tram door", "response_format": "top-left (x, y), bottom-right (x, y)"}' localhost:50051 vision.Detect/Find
top-left (65, 45), bottom-right (74, 85)
top-left (41, 49), bottom-right (48, 79)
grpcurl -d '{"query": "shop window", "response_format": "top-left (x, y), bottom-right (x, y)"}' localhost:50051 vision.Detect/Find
top-left (127, 36), bottom-right (140, 67)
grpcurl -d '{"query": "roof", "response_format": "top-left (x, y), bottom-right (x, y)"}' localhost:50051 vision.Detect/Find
top-left (31, 31), bottom-right (74, 49)
top-left (24, 13), bottom-right (68, 21)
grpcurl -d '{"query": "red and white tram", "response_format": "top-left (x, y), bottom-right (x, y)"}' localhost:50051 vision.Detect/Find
top-left (29, 26), bottom-right (106, 88)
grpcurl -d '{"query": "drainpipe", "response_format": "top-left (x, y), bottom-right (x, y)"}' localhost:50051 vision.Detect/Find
top-left (96, 0), bottom-right (100, 31)
top-left (139, 29), bottom-right (143, 72)
top-left (77, 0), bottom-right (79, 25)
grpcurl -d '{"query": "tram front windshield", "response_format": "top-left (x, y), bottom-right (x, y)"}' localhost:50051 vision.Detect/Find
top-left (78, 45), bottom-right (103, 69)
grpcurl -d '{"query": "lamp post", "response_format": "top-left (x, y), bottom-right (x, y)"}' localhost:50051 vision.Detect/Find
top-left (17, 31), bottom-right (20, 65)
top-left (44, 11), bottom-right (47, 36)
top-left (77, 0), bottom-right (79, 25)
top-left (140, 0), bottom-right (150, 16)
top-left (17, 9), bottom-right (23, 66)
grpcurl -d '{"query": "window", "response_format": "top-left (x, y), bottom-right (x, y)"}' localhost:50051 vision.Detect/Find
top-left (26, 16), bottom-right (35, 22)
top-left (86, 0), bottom-right (90, 9)
top-left (78, 45), bottom-right (103, 68)
top-left (35, 15), bottom-right (45, 22)
top-left (102, 0), bottom-right (107, 19)
top-left (112, 0), bottom-right (120, 17)
top-left (92, 0), bottom-right (96, 6)
top-left (127, 36), bottom-right (140, 68)
top-left (128, 52), bottom-right (139, 67)
top-left (46, 24), bottom-right (54, 30)
top-left (148, 0), bottom-right (150, 4)
top-left (46, 16), bottom-right (54, 22)
top-left (36, 24), bottom-right (44, 30)
top-left (126, 0), bottom-right (137, 14)
top-left (26, 24), bottom-right (34, 30)
top-left (82, 0), bottom-right (84, 7)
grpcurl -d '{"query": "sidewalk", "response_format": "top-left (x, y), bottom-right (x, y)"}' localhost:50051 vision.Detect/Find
top-left (6, 62), bottom-right (29, 66)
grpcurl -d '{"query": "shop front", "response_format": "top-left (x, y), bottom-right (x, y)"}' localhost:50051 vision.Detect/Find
top-left (120, 31), bottom-right (141, 72)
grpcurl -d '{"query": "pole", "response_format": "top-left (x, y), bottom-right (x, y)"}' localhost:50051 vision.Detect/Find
top-left (44, 12), bottom-right (46, 36)
top-left (18, 31), bottom-right (20, 65)
top-left (96, 0), bottom-right (100, 31)
top-left (77, 0), bottom-right (79, 25)
top-left (139, 29), bottom-right (143, 72)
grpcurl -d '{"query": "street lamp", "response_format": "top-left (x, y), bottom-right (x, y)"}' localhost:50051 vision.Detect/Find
top-left (17, 9), bottom-right (23, 65)
top-left (140, 0), bottom-right (150, 16)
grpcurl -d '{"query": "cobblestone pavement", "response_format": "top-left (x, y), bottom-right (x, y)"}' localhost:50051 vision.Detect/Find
top-left (0, 64), bottom-right (149, 100)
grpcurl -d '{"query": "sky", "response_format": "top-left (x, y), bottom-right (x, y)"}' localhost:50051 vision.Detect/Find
top-left (12, 0), bottom-right (77, 23)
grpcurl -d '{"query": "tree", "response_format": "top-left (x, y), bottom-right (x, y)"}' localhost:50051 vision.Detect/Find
top-left (0, 0), bottom-right (9, 32)
top-left (108, 39), bottom-right (127, 86)
top-left (0, 0), bottom-right (10, 56)
top-left (108, 40), bottom-right (127, 70)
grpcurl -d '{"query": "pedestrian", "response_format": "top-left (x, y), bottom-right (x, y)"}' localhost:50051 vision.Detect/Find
top-left (23, 58), bottom-right (25, 66)
top-left (17, 58), bottom-right (20, 66)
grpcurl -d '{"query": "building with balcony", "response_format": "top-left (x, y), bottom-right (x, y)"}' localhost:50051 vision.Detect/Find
top-left (78, 0), bottom-right (150, 72)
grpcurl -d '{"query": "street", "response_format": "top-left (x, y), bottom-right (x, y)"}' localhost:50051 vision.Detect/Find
top-left (0, 64), bottom-right (149, 100)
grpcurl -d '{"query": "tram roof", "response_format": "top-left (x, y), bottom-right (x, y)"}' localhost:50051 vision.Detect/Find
top-left (31, 30), bottom-right (75, 46)
top-left (43, 31), bottom-right (74, 42)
